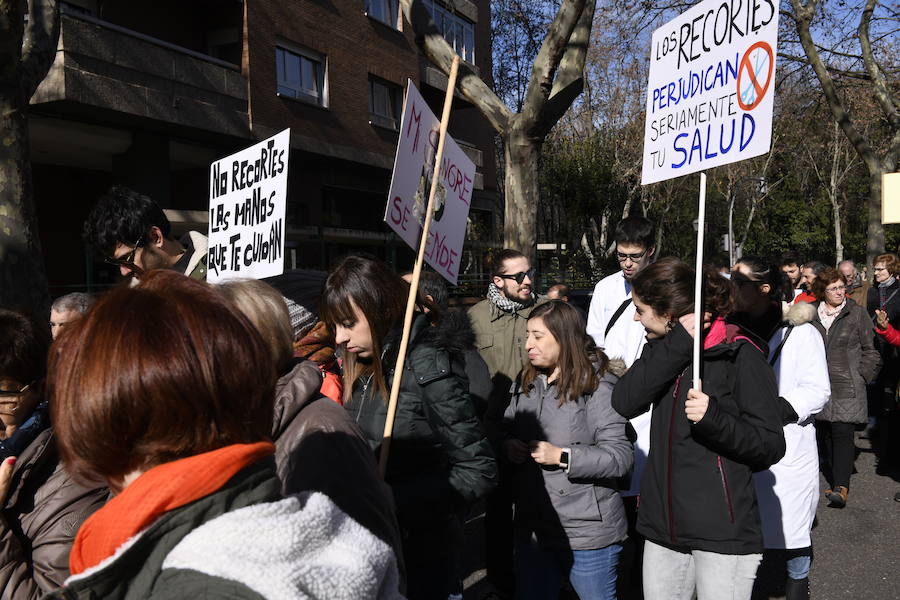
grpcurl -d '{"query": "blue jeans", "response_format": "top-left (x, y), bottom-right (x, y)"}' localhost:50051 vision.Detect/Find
top-left (514, 536), bottom-right (622, 600)
top-left (787, 555), bottom-right (811, 580)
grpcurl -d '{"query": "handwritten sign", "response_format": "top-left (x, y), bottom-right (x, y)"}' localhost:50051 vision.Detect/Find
top-left (207, 129), bottom-right (290, 283)
top-left (641, 0), bottom-right (779, 184)
top-left (385, 80), bottom-right (476, 284)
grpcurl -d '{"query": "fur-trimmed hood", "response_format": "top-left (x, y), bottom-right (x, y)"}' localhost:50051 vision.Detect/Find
top-left (782, 301), bottom-right (816, 327)
top-left (606, 358), bottom-right (627, 378)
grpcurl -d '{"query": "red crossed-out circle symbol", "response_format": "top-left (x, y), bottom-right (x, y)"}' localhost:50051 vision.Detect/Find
top-left (737, 41), bottom-right (774, 111)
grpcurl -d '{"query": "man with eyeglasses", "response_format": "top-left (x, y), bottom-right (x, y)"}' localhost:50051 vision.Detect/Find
top-left (83, 186), bottom-right (208, 281)
top-left (587, 215), bottom-right (655, 358)
top-left (586, 215), bottom-right (656, 599)
top-left (468, 248), bottom-right (546, 599)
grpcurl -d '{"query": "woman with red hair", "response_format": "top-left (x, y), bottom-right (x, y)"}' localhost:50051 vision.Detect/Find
top-left (45, 271), bottom-right (402, 600)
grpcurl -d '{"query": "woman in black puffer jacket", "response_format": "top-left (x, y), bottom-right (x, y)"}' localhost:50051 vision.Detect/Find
top-left (320, 256), bottom-right (497, 600)
top-left (611, 259), bottom-right (785, 600)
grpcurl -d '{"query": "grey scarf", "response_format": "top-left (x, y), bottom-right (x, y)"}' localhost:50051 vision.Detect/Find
top-left (487, 282), bottom-right (534, 313)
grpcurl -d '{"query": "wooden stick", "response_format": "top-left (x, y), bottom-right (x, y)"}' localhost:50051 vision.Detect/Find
top-left (378, 56), bottom-right (461, 479)
top-left (692, 172), bottom-right (707, 388)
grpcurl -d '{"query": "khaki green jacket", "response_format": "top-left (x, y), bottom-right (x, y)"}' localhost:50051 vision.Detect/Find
top-left (467, 296), bottom-right (547, 436)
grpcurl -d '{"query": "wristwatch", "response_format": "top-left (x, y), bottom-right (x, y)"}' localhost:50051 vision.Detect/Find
top-left (559, 448), bottom-right (571, 470)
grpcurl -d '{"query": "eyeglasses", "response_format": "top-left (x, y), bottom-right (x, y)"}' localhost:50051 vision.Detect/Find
top-left (825, 285), bottom-right (846, 293)
top-left (0, 381), bottom-right (35, 397)
top-left (616, 250), bottom-right (648, 263)
top-left (104, 234), bottom-right (144, 268)
top-left (498, 268), bottom-right (536, 285)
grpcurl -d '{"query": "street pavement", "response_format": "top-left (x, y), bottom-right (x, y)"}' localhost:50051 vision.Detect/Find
top-left (462, 431), bottom-right (900, 599)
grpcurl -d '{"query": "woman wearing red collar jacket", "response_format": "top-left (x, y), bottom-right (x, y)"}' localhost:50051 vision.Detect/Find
top-left (611, 258), bottom-right (785, 600)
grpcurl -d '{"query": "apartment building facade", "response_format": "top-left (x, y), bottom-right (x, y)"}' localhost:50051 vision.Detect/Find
top-left (30, 0), bottom-right (498, 294)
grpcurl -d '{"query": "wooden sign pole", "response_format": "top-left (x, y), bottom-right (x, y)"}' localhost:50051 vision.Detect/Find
top-left (378, 56), bottom-right (461, 479)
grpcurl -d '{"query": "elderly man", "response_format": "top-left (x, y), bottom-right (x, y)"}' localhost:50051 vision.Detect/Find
top-left (49, 293), bottom-right (93, 339)
top-left (838, 260), bottom-right (870, 306)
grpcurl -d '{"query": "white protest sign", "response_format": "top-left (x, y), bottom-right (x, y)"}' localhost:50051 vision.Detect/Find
top-left (207, 129), bottom-right (290, 283)
top-left (641, 0), bottom-right (779, 184)
top-left (385, 80), bottom-right (476, 284)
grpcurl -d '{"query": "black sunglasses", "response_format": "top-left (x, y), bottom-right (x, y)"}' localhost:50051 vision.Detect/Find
top-left (498, 268), bottom-right (536, 285)
top-left (104, 234), bottom-right (144, 268)
top-left (0, 381), bottom-right (35, 398)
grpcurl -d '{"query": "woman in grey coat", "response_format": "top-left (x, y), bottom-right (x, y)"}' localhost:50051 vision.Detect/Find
top-left (812, 268), bottom-right (882, 508)
top-left (502, 301), bottom-right (632, 600)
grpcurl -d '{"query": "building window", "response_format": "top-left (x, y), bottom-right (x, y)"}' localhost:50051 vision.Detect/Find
top-left (423, 0), bottom-right (475, 63)
top-left (276, 46), bottom-right (327, 107)
top-left (369, 78), bottom-right (402, 131)
top-left (365, 0), bottom-right (399, 29)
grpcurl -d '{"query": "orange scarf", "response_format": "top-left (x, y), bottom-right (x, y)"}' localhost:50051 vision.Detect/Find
top-left (69, 442), bottom-right (275, 575)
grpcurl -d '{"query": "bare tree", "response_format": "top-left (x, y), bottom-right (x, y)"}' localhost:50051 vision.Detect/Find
top-left (400, 0), bottom-right (595, 258)
top-left (0, 0), bottom-right (59, 312)
top-left (787, 0), bottom-right (899, 266)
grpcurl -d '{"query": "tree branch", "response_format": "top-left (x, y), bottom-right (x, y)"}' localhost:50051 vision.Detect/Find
top-left (20, 0), bottom-right (60, 101)
top-left (520, 0), bottom-right (587, 130)
top-left (777, 52), bottom-right (878, 81)
top-left (538, 0), bottom-right (596, 137)
top-left (400, 0), bottom-right (512, 132)
top-left (858, 0), bottom-right (900, 166)
top-left (788, 0), bottom-right (880, 174)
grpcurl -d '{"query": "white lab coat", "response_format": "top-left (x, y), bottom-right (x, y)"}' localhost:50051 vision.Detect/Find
top-left (586, 270), bottom-right (630, 350)
top-left (754, 311), bottom-right (830, 549)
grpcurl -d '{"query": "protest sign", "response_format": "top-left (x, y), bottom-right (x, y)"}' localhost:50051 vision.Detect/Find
top-left (884, 172), bottom-right (900, 224)
top-left (207, 129), bottom-right (290, 283)
top-left (384, 79), bottom-right (476, 284)
top-left (641, 0), bottom-right (779, 184)
top-left (379, 60), bottom-right (463, 477)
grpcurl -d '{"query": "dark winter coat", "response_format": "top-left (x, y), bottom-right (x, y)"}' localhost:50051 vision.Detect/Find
top-left (439, 310), bottom-right (492, 420)
top-left (813, 299), bottom-right (882, 424)
top-left (345, 313), bottom-right (497, 526)
top-left (0, 428), bottom-right (106, 599)
top-left (867, 279), bottom-right (900, 401)
top-left (503, 361), bottom-right (632, 551)
top-left (272, 360), bottom-right (405, 583)
top-left (611, 324), bottom-right (786, 555)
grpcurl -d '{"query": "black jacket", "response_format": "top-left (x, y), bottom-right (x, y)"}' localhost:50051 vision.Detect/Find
top-left (345, 313), bottom-right (497, 525)
top-left (867, 279), bottom-right (900, 388)
top-left (611, 323), bottom-right (785, 555)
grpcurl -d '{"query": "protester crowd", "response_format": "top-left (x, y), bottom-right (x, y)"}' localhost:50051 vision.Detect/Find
top-left (0, 185), bottom-right (897, 600)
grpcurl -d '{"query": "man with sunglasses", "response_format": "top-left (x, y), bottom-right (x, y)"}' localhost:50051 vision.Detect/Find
top-left (586, 215), bottom-right (656, 599)
top-left (468, 248), bottom-right (546, 599)
top-left (83, 186), bottom-right (208, 281)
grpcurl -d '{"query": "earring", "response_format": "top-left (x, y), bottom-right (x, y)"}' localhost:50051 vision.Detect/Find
top-left (665, 319), bottom-right (676, 332)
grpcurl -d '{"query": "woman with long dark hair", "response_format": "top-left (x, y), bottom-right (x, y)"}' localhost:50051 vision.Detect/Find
top-left (732, 257), bottom-right (830, 600)
top-left (611, 258), bottom-right (785, 600)
top-left (320, 255), bottom-right (497, 600)
top-left (812, 268), bottom-right (881, 508)
top-left (502, 301), bottom-right (631, 600)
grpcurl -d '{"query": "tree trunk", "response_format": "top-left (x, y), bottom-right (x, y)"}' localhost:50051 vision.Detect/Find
top-left (867, 168), bottom-right (884, 267)
top-left (503, 121), bottom-right (541, 260)
top-left (0, 101), bottom-right (50, 314)
top-left (832, 198), bottom-right (843, 264)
